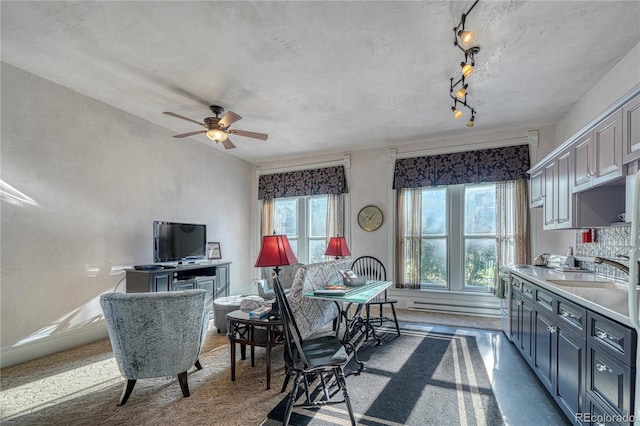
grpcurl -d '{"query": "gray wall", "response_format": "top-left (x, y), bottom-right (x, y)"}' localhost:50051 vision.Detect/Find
top-left (1, 63), bottom-right (253, 366)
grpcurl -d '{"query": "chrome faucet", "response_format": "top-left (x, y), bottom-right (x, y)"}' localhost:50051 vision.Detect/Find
top-left (594, 255), bottom-right (640, 286)
top-left (594, 256), bottom-right (629, 275)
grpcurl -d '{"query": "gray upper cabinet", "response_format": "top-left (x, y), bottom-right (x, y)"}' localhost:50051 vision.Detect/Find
top-left (572, 109), bottom-right (624, 192)
top-left (529, 168), bottom-right (544, 208)
top-left (622, 92), bottom-right (640, 164)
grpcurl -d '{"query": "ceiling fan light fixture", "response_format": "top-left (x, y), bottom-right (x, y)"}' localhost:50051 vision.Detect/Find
top-left (206, 129), bottom-right (228, 142)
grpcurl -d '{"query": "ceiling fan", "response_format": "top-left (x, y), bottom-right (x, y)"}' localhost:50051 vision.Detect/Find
top-left (163, 105), bottom-right (268, 149)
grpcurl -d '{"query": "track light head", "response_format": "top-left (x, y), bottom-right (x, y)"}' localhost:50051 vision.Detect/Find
top-left (455, 84), bottom-right (468, 100)
top-left (458, 30), bottom-right (474, 46)
top-left (452, 106), bottom-right (463, 119)
top-left (461, 62), bottom-right (474, 77)
top-left (466, 115), bottom-right (475, 127)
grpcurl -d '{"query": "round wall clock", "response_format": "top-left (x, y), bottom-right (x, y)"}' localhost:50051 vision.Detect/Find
top-left (357, 205), bottom-right (383, 232)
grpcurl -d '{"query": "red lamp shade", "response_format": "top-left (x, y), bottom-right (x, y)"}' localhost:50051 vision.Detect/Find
top-left (324, 237), bottom-right (351, 258)
top-left (255, 234), bottom-right (298, 267)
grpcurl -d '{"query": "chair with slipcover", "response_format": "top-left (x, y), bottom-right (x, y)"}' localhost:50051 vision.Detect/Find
top-left (100, 289), bottom-right (210, 406)
top-left (351, 256), bottom-right (400, 336)
top-left (273, 276), bottom-right (358, 426)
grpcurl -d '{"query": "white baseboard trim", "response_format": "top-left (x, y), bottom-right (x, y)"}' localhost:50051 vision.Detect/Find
top-left (389, 288), bottom-right (501, 317)
top-left (1, 321), bottom-right (109, 368)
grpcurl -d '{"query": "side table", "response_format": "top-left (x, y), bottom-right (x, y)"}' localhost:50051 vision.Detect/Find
top-left (226, 309), bottom-right (283, 390)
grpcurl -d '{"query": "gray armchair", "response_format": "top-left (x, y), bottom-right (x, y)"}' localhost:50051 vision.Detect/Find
top-left (100, 289), bottom-right (209, 405)
top-left (260, 262), bottom-right (302, 298)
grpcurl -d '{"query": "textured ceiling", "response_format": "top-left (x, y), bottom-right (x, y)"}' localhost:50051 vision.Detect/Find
top-left (2, 1), bottom-right (639, 163)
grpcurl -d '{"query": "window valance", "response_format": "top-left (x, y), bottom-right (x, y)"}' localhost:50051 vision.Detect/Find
top-left (393, 144), bottom-right (530, 189)
top-left (258, 165), bottom-right (348, 200)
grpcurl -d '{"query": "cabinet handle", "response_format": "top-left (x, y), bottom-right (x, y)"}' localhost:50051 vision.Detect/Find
top-left (560, 309), bottom-right (580, 321)
top-left (547, 325), bottom-right (558, 333)
top-left (595, 330), bottom-right (608, 339)
top-left (596, 363), bottom-right (611, 373)
top-left (517, 300), bottom-right (523, 306)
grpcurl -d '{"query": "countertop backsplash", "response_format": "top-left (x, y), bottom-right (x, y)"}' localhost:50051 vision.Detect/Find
top-left (575, 224), bottom-right (631, 280)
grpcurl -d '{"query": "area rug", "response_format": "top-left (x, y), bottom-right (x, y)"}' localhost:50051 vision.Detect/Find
top-left (268, 327), bottom-right (504, 426)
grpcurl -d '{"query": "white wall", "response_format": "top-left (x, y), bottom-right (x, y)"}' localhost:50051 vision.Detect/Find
top-left (1, 64), bottom-right (253, 367)
top-left (533, 42), bottom-right (640, 257)
top-left (556, 43), bottom-right (640, 146)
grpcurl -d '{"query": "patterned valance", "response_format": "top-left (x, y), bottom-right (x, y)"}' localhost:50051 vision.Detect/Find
top-left (393, 144), bottom-right (530, 189)
top-left (258, 166), bottom-right (348, 200)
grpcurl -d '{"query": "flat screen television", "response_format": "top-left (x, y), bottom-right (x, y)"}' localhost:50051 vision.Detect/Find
top-left (153, 221), bottom-right (207, 263)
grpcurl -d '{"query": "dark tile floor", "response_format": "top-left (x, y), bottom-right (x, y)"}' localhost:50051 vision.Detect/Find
top-left (400, 321), bottom-right (571, 426)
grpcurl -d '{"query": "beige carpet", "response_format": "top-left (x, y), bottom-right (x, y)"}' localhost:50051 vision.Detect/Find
top-left (0, 309), bottom-right (500, 425)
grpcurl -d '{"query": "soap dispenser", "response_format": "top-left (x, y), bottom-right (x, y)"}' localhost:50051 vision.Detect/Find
top-left (565, 246), bottom-right (575, 268)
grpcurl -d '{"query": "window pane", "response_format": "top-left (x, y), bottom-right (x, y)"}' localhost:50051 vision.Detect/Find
top-left (309, 239), bottom-right (326, 263)
top-left (464, 238), bottom-right (496, 288)
top-left (464, 185), bottom-right (496, 235)
top-left (308, 196), bottom-right (328, 237)
top-left (422, 188), bottom-right (446, 235)
top-left (274, 198), bottom-right (298, 236)
top-left (421, 238), bottom-right (447, 286)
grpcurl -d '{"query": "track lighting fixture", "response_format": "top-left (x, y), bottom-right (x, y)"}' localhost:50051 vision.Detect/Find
top-left (449, 0), bottom-right (480, 127)
top-left (461, 63), bottom-right (474, 77)
top-left (466, 113), bottom-right (475, 127)
top-left (455, 84), bottom-right (468, 100)
top-left (458, 30), bottom-right (474, 46)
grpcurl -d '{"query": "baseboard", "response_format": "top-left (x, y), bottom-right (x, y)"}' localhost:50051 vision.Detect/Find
top-left (1, 321), bottom-right (109, 368)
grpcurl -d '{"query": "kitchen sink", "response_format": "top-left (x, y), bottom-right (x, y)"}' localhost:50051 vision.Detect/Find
top-left (546, 279), bottom-right (621, 289)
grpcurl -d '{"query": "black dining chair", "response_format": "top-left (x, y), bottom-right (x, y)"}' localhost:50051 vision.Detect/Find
top-left (351, 256), bottom-right (400, 336)
top-left (273, 277), bottom-right (357, 426)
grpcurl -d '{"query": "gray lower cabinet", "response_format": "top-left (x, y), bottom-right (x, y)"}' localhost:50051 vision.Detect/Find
top-left (586, 311), bottom-right (636, 424)
top-left (511, 277), bottom-right (534, 363)
top-left (555, 325), bottom-right (586, 422)
top-left (510, 273), bottom-right (636, 426)
top-left (532, 295), bottom-right (586, 423)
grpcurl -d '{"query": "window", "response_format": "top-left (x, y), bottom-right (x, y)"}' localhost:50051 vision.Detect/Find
top-left (400, 183), bottom-right (509, 292)
top-left (274, 195), bottom-right (328, 264)
top-left (463, 184), bottom-right (497, 289)
top-left (420, 188), bottom-right (447, 286)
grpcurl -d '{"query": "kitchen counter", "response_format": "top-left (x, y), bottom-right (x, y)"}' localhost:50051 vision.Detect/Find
top-left (507, 265), bottom-right (635, 327)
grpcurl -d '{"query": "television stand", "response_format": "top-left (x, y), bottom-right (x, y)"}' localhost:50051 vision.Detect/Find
top-left (125, 261), bottom-right (231, 314)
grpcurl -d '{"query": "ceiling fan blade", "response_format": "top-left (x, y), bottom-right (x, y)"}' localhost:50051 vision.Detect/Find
top-left (219, 111), bottom-right (243, 128)
top-left (221, 138), bottom-right (236, 149)
top-left (173, 130), bottom-right (206, 138)
top-left (163, 112), bottom-right (205, 127)
top-left (228, 129), bottom-right (268, 140)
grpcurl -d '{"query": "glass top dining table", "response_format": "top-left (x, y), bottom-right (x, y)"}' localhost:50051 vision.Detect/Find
top-left (304, 280), bottom-right (392, 346)
top-left (303, 280), bottom-right (392, 304)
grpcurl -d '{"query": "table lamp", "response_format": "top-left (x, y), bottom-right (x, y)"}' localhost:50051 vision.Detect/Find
top-left (324, 236), bottom-right (351, 260)
top-left (255, 233), bottom-right (298, 311)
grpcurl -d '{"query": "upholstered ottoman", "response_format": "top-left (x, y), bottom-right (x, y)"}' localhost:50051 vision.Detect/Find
top-left (213, 296), bottom-right (247, 333)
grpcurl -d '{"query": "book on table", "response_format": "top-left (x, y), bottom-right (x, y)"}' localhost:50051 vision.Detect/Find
top-left (314, 285), bottom-right (347, 295)
top-left (249, 305), bottom-right (272, 319)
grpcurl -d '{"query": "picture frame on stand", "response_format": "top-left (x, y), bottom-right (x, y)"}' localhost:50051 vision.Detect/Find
top-left (207, 242), bottom-right (222, 260)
